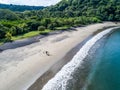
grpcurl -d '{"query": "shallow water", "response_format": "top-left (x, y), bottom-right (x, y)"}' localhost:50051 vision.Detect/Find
top-left (42, 27), bottom-right (120, 90)
top-left (83, 28), bottom-right (120, 90)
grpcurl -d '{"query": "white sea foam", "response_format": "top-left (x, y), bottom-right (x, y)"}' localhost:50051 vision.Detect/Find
top-left (42, 27), bottom-right (119, 90)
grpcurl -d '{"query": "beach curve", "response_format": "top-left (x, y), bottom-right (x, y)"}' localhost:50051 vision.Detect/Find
top-left (0, 22), bottom-right (119, 90)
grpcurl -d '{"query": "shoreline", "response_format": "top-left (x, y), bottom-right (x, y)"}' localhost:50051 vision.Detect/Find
top-left (41, 27), bottom-right (120, 90)
top-left (0, 22), bottom-right (119, 90)
top-left (30, 26), bottom-right (120, 90)
top-left (28, 33), bottom-right (92, 90)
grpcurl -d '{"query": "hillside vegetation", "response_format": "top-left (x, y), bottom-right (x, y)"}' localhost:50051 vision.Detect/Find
top-left (0, 4), bottom-right (44, 11)
top-left (0, 0), bottom-right (120, 43)
top-left (46, 0), bottom-right (120, 21)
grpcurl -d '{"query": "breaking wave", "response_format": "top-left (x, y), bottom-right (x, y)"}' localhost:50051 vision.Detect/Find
top-left (42, 27), bottom-right (119, 90)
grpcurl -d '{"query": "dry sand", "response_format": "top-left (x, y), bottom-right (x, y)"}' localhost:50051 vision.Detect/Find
top-left (0, 22), bottom-right (119, 90)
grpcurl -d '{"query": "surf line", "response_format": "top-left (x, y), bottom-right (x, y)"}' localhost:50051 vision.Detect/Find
top-left (42, 27), bottom-right (120, 90)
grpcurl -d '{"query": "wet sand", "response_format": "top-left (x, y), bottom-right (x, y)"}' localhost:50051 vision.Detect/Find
top-left (0, 22), bottom-right (119, 90)
top-left (28, 34), bottom-right (91, 90)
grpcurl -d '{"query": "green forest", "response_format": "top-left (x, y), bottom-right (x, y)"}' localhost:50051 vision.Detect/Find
top-left (0, 4), bottom-right (44, 11)
top-left (0, 0), bottom-right (120, 44)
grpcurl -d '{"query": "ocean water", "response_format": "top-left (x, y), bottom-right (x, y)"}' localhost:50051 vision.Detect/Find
top-left (42, 27), bottom-right (120, 90)
top-left (83, 28), bottom-right (120, 90)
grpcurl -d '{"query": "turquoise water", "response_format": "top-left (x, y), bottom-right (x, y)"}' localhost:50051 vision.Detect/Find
top-left (42, 27), bottom-right (120, 90)
top-left (84, 28), bottom-right (120, 90)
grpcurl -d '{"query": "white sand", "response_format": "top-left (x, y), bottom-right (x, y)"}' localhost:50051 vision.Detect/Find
top-left (0, 22), bottom-right (119, 90)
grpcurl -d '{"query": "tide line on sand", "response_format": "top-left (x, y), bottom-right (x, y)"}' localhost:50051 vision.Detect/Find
top-left (42, 27), bottom-right (120, 90)
top-left (0, 22), bottom-right (119, 90)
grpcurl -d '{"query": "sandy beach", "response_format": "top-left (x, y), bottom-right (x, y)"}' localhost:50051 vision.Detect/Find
top-left (0, 22), bottom-right (119, 90)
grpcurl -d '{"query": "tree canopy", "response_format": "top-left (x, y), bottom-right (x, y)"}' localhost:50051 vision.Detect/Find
top-left (0, 4), bottom-right (44, 12)
top-left (45, 0), bottom-right (120, 21)
top-left (0, 9), bottom-right (19, 20)
top-left (0, 0), bottom-right (119, 42)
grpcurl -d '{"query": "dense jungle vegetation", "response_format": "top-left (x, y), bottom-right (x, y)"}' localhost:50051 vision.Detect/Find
top-left (0, 4), bottom-right (44, 11)
top-left (0, 0), bottom-right (120, 43)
